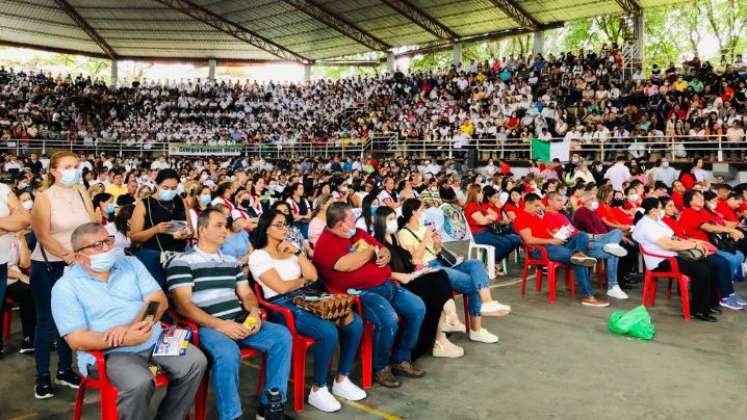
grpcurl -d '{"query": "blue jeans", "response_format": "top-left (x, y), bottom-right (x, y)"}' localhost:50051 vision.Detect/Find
top-left (197, 322), bottom-right (292, 420)
top-left (428, 259), bottom-right (488, 316)
top-left (586, 230), bottom-right (623, 288)
top-left (269, 291), bottom-right (363, 387)
top-left (715, 250), bottom-right (744, 282)
top-left (473, 231), bottom-right (521, 261)
top-left (539, 233), bottom-right (593, 297)
top-left (359, 280), bottom-right (425, 372)
top-left (134, 248), bottom-right (167, 291)
top-left (705, 254), bottom-right (735, 297)
top-left (30, 260), bottom-right (73, 379)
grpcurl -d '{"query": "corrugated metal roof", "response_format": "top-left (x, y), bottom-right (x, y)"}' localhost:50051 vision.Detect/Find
top-left (0, 0), bottom-right (694, 62)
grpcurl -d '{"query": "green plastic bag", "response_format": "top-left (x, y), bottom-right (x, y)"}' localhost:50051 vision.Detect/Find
top-left (608, 305), bottom-right (655, 340)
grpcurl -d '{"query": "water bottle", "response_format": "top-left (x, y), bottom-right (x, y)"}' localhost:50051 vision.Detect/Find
top-left (264, 388), bottom-right (284, 420)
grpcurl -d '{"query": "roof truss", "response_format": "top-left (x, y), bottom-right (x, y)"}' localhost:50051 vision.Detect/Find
top-left (378, 0), bottom-right (458, 40)
top-left (281, 0), bottom-right (391, 52)
top-left (615, 0), bottom-right (641, 14)
top-left (53, 0), bottom-right (118, 58)
top-left (486, 0), bottom-right (540, 30)
top-left (152, 0), bottom-right (310, 62)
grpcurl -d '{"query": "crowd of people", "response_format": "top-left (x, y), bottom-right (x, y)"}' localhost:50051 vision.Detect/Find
top-left (1, 146), bottom-right (746, 419)
top-left (1, 47), bottom-right (746, 156)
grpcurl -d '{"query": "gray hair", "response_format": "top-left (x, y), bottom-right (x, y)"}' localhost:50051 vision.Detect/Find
top-left (71, 222), bottom-right (107, 252)
top-left (198, 208), bottom-right (224, 230)
top-left (326, 201), bottom-right (352, 229)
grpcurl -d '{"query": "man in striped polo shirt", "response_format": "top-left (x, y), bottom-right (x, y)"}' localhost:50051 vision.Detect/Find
top-left (168, 209), bottom-right (292, 420)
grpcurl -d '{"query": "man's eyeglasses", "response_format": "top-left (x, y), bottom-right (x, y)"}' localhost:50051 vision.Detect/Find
top-left (75, 236), bottom-right (115, 252)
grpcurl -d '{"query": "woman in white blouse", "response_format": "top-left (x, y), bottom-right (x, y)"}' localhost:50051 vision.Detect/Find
top-left (249, 209), bottom-right (366, 413)
top-left (632, 197), bottom-right (720, 322)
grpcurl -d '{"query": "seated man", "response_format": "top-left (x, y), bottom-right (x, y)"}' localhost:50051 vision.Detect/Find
top-left (513, 193), bottom-right (609, 307)
top-left (167, 209), bottom-right (292, 420)
top-left (313, 202), bottom-right (426, 388)
top-left (51, 223), bottom-right (207, 420)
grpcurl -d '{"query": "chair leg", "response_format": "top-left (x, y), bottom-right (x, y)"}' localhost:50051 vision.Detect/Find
top-left (679, 275), bottom-right (691, 320)
top-left (520, 263), bottom-right (529, 296)
top-left (566, 267), bottom-right (575, 297)
top-left (642, 273), bottom-right (651, 305)
top-left (2, 309), bottom-right (11, 340)
top-left (194, 372), bottom-right (209, 420)
top-left (650, 279), bottom-right (658, 306)
top-left (73, 381), bottom-right (87, 420)
top-left (547, 267), bottom-right (557, 303)
top-left (292, 342), bottom-right (307, 413)
top-left (101, 386), bottom-right (119, 420)
top-left (360, 323), bottom-right (374, 390)
top-left (666, 278), bottom-right (673, 300)
top-left (536, 266), bottom-right (544, 293)
top-left (462, 297), bottom-right (470, 334)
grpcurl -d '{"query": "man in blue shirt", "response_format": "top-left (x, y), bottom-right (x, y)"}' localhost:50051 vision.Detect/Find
top-left (51, 222), bottom-right (207, 420)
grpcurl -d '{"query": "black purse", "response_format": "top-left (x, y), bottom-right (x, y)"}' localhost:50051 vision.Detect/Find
top-left (708, 232), bottom-right (738, 253)
top-left (403, 227), bottom-right (462, 267)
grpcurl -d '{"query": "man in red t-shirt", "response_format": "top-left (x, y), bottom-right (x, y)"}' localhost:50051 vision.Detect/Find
top-left (513, 193), bottom-right (608, 307)
top-left (313, 202), bottom-right (426, 387)
top-left (715, 184), bottom-right (740, 223)
top-left (671, 180), bottom-right (686, 211)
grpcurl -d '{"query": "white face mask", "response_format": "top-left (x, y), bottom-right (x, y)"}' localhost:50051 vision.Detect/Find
top-left (21, 200), bottom-right (33, 210)
top-left (707, 202), bottom-right (717, 211)
top-left (386, 220), bottom-right (398, 234)
top-left (590, 201), bottom-right (599, 211)
top-left (628, 194), bottom-right (639, 202)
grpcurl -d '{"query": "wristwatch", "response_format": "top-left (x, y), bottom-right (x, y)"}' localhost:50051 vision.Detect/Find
top-left (294, 248), bottom-right (303, 256)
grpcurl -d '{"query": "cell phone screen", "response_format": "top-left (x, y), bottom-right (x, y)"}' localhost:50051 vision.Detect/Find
top-left (141, 301), bottom-right (159, 321)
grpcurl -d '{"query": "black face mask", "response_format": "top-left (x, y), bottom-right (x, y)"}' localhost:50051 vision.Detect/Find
top-left (611, 198), bottom-right (625, 207)
top-left (240, 199), bottom-right (251, 209)
top-left (226, 216), bottom-right (234, 230)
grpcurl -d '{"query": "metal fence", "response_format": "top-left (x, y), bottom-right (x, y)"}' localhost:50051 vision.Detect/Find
top-left (2, 134), bottom-right (746, 162)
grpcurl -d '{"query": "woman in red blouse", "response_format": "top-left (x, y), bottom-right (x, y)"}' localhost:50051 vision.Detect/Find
top-left (501, 187), bottom-right (525, 223)
top-left (595, 186), bottom-right (632, 233)
top-left (464, 184), bottom-right (521, 267)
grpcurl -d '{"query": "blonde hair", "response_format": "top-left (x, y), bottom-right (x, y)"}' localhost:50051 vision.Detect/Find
top-left (44, 151), bottom-right (79, 189)
top-left (312, 193), bottom-right (333, 218)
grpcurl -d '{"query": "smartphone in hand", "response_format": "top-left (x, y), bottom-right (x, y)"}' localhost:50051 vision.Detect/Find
top-left (141, 301), bottom-right (159, 322)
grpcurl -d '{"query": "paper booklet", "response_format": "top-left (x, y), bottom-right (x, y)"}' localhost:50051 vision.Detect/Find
top-left (152, 326), bottom-right (191, 357)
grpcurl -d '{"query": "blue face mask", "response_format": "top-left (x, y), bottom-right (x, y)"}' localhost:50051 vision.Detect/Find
top-left (60, 168), bottom-right (80, 186)
top-left (159, 189), bottom-right (177, 201)
top-left (199, 194), bottom-right (212, 206)
top-left (348, 228), bottom-right (357, 238)
top-left (106, 203), bottom-right (116, 215)
top-left (88, 249), bottom-right (117, 272)
top-left (370, 205), bottom-right (379, 216)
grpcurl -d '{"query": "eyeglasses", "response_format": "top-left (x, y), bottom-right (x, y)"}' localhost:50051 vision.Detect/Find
top-left (75, 236), bottom-right (115, 252)
top-left (270, 222), bottom-right (289, 230)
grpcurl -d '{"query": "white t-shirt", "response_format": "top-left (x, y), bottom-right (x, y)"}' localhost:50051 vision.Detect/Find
top-left (0, 183), bottom-right (14, 264)
top-left (105, 223), bottom-right (131, 257)
top-left (248, 249), bottom-right (301, 299)
top-left (631, 216), bottom-right (676, 269)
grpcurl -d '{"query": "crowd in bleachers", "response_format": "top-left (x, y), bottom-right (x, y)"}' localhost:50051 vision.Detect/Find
top-left (1, 148), bottom-right (747, 419)
top-left (1, 46), bottom-right (746, 154)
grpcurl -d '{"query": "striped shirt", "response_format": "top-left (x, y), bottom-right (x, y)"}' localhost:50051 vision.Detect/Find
top-left (166, 247), bottom-right (247, 320)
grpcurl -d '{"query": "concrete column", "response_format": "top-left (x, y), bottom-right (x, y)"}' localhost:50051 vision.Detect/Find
top-left (110, 60), bottom-right (118, 89)
top-left (208, 59), bottom-right (217, 80)
top-left (386, 52), bottom-right (395, 73)
top-left (532, 31), bottom-right (544, 56)
top-left (633, 13), bottom-right (645, 69)
top-left (453, 42), bottom-right (463, 69)
top-left (303, 64), bottom-right (311, 82)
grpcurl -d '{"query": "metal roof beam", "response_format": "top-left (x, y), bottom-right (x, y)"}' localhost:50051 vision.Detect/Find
top-left (281, 0), bottom-right (391, 52)
top-left (379, 0), bottom-right (458, 40)
top-left (152, 0), bottom-right (310, 63)
top-left (486, 0), bottom-right (540, 30)
top-left (615, 0), bottom-right (641, 14)
top-left (53, 0), bottom-right (118, 59)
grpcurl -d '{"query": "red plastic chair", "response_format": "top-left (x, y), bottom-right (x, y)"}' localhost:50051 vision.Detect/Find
top-left (639, 246), bottom-right (691, 320)
top-left (2, 297), bottom-right (13, 340)
top-left (73, 323), bottom-right (195, 420)
top-left (170, 310), bottom-right (265, 420)
top-left (595, 260), bottom-right (607, 290)
top-left (253, 284), bottom-right (373, 411)
top-left (451, 292), bottom-right (471, 333)
top-left (520, 243), bottom-right (575, 303)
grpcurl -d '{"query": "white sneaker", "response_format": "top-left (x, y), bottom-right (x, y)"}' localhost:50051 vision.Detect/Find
top-left (308, 386), bottom-right (342, 413)
top-left (331, 376), bottom-right (367, 401)
top-left (607, 285), bottom-right (629, 300)
top-left (603, 243), bottom-right (628, 257)
top-left (469, 328), bottom-right (499, 344)
top-left (481, 300), bottom-right (511, 314)
top-left (432, 339), bottom-right (465, 358)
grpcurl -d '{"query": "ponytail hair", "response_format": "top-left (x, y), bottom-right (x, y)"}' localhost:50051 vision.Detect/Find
top-left (44, 151), bottom-right (79, 189)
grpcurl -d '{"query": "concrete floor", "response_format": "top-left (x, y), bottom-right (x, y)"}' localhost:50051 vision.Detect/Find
top-left (1, 273), bottom-right (745, 420)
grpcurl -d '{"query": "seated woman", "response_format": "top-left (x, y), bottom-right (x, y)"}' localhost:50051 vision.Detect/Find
top-left (308, 194), bottom-right (333, 247)
top-left (105, 204), bottom-right (133, 256)
top-left (660, 196), bottom-right (744, 310)
top-left (3, 229), bottom-right (35, 354)
top-left (372, 206), bottom-right (463, 359)
top-left (632, 198), bottom-right (721, 322)
top-left (468, 185), bottom-right (522, 273)
top-left (397, 198), bottom-right (507, 344)
top-left (92, 192), bottom-right (116, 225)
top-left (271, 201), bottom-right (311, 256)
top-left (249, 209), bottom-right (366, 412)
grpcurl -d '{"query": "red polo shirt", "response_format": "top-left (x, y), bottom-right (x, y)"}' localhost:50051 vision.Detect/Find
top-left (313, 228), bottom-right (391, 294)
top-left (513, 209), bottom-right (553, 239)
top-left (672, 191), bottom-right (685, 211)
top-left (678, 207), bottom-right (717, 242)
top-left (662, 216), bottom-right (687, 238)
top-left (543, 210), bottom-right (578, 236)
top-left (465, 202), bottom-right (487, 234)
top-left (716, 199), bottom-right (739, 222)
